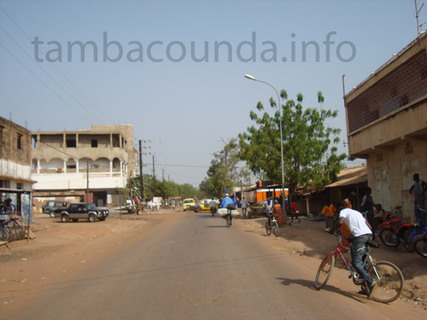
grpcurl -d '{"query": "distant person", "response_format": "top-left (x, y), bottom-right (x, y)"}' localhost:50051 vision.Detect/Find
top-left (220, 194), bottom-right (235, 225)
top-left (240, 197), bottom-right (248, 218)
top-left (409, 173), bottom-right (427, 226)
top-left (361, 188), bottom-right (378, 239)
top-left (272, 199), bottom-right (286, 225)
top-left (289, 201), bottom-right (300, 225)
top-left (321, 203), bottom-right (336, 231)
top-left (344, 191), bottom-right (356, 209)
top-left (209, 199), bottom-right (217, 215)
top-left (265, 198), bottom-right (274, 226)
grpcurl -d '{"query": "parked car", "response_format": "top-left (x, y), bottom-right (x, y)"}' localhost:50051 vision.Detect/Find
top-left (183, 198), bottom-right (196, 211)
top-left (54, 203), bottom-right (109, 222)
top-left (43, 200), bottom-right (69, 218)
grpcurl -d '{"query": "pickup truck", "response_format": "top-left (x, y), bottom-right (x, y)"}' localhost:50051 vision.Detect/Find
top-left (54, 203), bottom-right (109, 223)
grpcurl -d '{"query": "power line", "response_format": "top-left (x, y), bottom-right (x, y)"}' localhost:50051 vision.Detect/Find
top-left (0, 25), bottom-right (101, 122)
top-left (0, 4), bottom-right (117, 124)
top-left (0, 42), bottom-right (94, 126)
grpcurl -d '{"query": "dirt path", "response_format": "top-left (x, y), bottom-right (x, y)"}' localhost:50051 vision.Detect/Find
top-left (0, 210), bottom-right (426, 312)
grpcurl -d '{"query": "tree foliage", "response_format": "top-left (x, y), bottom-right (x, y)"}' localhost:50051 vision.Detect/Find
top-left (126, 175), bottom-right (201, 201)
top-left (238, 91), bottom-right (347, 194)
top-left (199, 138), bottom-right (250, 198)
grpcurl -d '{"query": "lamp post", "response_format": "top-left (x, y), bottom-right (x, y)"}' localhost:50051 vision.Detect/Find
top-left (244, 74), bottom-right (286, 218)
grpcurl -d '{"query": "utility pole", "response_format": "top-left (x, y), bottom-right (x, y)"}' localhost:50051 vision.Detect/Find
top-left (138, 140), bottom-right (144, 201)
top-left (152, 155), bottom-right (156, 195)
top-left (415, 0), bottom-right (426, 38)
top-left (86, 160), bottom-right (89, 202)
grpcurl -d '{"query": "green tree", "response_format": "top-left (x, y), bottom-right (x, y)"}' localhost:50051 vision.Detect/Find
top-left (238, 91), bottom-right (346, 196)
top-left (199, 138), bottom-right (247, 198)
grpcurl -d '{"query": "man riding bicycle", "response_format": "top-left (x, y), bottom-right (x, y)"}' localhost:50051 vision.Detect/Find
top-left (220, 194), bottom-right (236, 225)
top-left (329, 200), bottom-right (377, 298)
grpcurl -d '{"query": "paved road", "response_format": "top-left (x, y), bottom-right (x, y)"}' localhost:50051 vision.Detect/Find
top-left (7, 213), bottom-right (422, 319)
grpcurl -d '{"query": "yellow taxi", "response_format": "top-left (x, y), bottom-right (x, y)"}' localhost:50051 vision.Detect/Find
top-left (199, 199), bottom-right (216, 211)
top-left (183, 198), bottom-right (196, 211)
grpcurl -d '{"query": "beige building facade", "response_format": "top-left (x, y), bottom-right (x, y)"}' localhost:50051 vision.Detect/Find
top-left (31, 124), bottom-right (137, 207)
top-left (345, 33), bottom-right (427, 221)
top-left (0, 116), bottom-right (33, 215)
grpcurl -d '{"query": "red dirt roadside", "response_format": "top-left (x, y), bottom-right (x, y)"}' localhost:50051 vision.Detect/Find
top-left (0, 210), bottom-right (426, 311)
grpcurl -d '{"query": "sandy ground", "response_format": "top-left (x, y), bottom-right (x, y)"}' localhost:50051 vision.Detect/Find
top-left (1, 210), bottom-right (426, 312)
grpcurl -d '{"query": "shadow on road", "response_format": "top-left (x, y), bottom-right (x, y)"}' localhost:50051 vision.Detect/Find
top-left (276, 277), bottom-right (368, 304)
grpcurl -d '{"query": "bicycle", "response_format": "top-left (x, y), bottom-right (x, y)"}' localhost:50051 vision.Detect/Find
top-left (314, 232), bottom-right (404, 303)
top-left (265, 214), bottom-right (279, 237)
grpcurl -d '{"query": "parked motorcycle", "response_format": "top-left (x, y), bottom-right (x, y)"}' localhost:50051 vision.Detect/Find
top-left (378, 206), bottom-right (414, 249)
top-left (410, 225), bottom-right (427, 257)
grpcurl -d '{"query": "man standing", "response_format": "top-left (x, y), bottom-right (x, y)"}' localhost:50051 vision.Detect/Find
top-left (330, 200), bottom-right (376, 298)
top-left (321, 203), bottom-right (336, 231)
top-left (409, 173), bottom-right (427, 226)
top-left (361, 188), bottom-right (377, 239)
top-left (240, 197), bottom-right (248, 218)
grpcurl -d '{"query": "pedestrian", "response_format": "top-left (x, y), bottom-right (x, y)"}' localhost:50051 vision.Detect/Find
top-left (329, 200), bottom-right (376, 298)
top-left (272, 199), bottom-right (286, 225)
top-left (240, 196), bottom-right (248, 218)
top-left (409, 173), bottom-right (427, 226)
top-left (321, 203), bottom-right (336, 231)
top-left (361, 187), bottom-right (378, 239)
top-left (344, 191), bottom-right (356, 209)
top-left (289, 200), bottom-right (300, 225)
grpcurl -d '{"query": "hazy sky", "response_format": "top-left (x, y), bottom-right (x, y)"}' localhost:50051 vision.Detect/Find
top-left (0, 0), bottom-right (422, 186)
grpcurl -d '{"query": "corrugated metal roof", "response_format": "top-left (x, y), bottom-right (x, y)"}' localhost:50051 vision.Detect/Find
top-left (326, 165), bottom-right (367, 188)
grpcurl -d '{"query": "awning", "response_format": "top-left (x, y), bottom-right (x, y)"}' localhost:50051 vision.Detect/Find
top-left (325, 165), bottom-right (367, 188)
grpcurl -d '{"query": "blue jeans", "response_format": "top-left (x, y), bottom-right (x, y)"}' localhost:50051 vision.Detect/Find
top-left (350, 234), bottom-right (374, 287)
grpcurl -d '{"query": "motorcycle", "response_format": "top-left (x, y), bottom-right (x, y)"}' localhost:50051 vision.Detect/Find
top-left (408, 225), bottom-right (427, 257)
top-left (378, 206), bottom-right (414, 249)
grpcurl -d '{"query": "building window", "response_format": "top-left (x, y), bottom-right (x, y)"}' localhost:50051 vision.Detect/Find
top-left (0, 180), bottom-right (11, 188)
top-left (66, 139), bottom-right (76, 148)
top-left (91, 139), bottom-right (98, 148)
top-left (32, 136), bottom-right (38, 148)
top-left (17, 133), bottom-right (23, 149)
top-left (16, 183), bottom-right (23, 189)
top-left (421, 68), bottom-right (427, 80)
top-left (405, 143), bottom-right (413, 155)
top-left (399, 95), bottom-right (408, 107)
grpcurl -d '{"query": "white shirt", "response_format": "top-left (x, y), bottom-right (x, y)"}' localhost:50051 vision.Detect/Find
top-left (339, 208), bottom-right (372, 237)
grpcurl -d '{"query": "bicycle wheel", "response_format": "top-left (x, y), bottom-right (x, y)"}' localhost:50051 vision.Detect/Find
top-left (265, 221), bottom-right (271, 236)
top-left (0, 227), bottom-right (8, 241)
top-left (273, 224), bottom-right (279, 237)
top-left (226, 215), bottom-right (231, 227)
top-left (379, 229), bottom-right (399, 247)
top-left (413, 236), bottom-right (427, 258)
top-left (315, 254), bottom-right (335, 289)
top-left (369, 261), bottom-right (404, 303)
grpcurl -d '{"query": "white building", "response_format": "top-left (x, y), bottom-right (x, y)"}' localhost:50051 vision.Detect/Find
top-left (31, 124), bottom-right (137, 207)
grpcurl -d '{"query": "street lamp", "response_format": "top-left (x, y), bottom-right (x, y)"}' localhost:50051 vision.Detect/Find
top-left (244, 74), bottom-right (286, 218)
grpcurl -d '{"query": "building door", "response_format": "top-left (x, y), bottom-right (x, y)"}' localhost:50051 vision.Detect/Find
top-left (374, 166), bottom-right (391, 211)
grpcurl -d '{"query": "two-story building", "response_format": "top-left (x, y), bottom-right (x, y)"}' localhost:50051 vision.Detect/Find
top-left (344, 33), bottom-right (427, 221)
top-left (31, 124), bottom-right (137, 208)
top-left (0, 116), bottom-right (34, 216)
